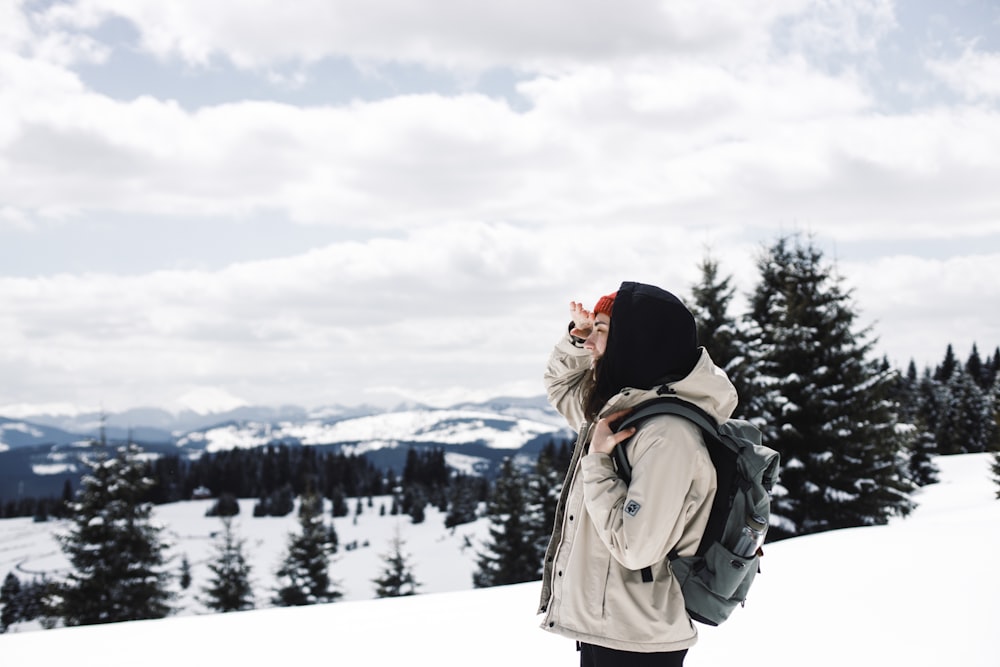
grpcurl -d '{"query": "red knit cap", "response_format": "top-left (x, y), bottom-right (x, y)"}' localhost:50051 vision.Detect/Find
top-left (593, 291), bottom-right (617, 316)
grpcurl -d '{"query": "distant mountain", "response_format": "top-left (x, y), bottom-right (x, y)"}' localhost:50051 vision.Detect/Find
top-left (0, 397), bottom-right (575, 503)
top-left (13, 403), bottom-right (383, 443)
top-left (0, 417), bottom-right (89, 452)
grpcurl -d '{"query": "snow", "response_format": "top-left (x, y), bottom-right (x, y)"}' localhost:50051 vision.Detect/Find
top-left (174, 408), bottom-right (568, 452)
top-left (1, 421), bottom-right (45, 451)
top-left (30, 463), bottom-right (78, 476)
top-left (1, 453), bottom-right (998, 666)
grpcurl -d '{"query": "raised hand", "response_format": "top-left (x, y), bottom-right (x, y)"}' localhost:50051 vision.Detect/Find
top-left (569, 301), bottom-right (595, 339)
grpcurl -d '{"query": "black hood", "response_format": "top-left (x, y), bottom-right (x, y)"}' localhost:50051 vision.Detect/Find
top-left (599, 281), bottom-right (699, 394)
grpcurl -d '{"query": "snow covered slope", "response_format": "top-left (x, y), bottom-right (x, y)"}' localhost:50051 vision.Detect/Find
top-left (1, 454), bottom-right (997, 666)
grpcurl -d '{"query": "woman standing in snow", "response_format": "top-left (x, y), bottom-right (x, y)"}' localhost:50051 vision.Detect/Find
top-left (538, 281), bottom-right (738, 666)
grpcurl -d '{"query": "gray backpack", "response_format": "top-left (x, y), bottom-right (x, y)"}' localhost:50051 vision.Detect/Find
top-left (614, 397), bottom-right (780, 626)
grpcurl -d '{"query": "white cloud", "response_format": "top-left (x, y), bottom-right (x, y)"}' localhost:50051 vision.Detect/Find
top-left (844, 253), bottom-right (1000, 368)
top-left (779, 0), bottom-right (896, 56)
top-left (175, 386), bottom-right (249, 414)
top-left (3, 44), bottom-right (999, 241)
top-left (40, 0), bottom-right (804, 71)
top-left (928, 46), bottom-right (1000, 101)
top-left (1, 0), bottom-right (998, 413)
top-left (0, 0), bottom-right (31, 53)
top-left (3, 220), bottom-right (995, 412)
top-left (0, 221), bottom-right (749, 410)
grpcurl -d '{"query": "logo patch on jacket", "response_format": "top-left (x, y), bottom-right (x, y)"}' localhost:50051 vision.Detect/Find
top-left (624, 500), bottom-right (641, 517)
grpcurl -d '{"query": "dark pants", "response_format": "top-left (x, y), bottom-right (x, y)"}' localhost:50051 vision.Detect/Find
top-left (579, 642), bottom-right (687, 667)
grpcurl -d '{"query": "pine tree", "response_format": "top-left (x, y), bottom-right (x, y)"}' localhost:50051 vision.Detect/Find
top-left (1, 572), bottom-right (21, 633)
top-left (473, 457), bottom-right (539, 587)
top-left (986, 347), bottom-right (1000, 389)
top-left (372, 528), bottom-right (421, 598)
top-left (205, 492), bottom-right (240, 517)
top-left (202, 517), bottom-right (254, 612)
top-left (523, 441), bottom-right (567, 571)
top-left (989, 372), bottom-right (1000, 452)
top-left (992, 450), bottom-right (1000, 499)
top-left (689, 253), bottom-right (751, 409)
top-left (444, 475), bottom-right (480, 528)
top-left (58, 443), bottom-right (173, 625)
top-left (966, 344), bottom-right (987, 389)
top-left (405, 486), bottom-right (428, 525)
top-left (329, 486), bottom-right (349, 518)
top-left (894, 360), bottom-right (939, 487)
top-left (179, 555), bottom-right (192, 590)
top-left (273, 493), bottom-right (342, 606)
top-left (743, 236), bottom-right (915, 539)
top-left (935, 344), bottom-right (959, 382)
top-left (937, 366), bottom-right (999, 454)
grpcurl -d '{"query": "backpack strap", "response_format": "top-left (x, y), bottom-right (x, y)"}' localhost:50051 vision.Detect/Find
top-left (611, 397), bottom-right (725, 583)
top-left (612, 397), bottom-right (722, 483)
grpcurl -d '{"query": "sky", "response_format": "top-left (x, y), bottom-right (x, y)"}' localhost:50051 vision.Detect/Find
top-left (1, 452), bottom-right (997, 665)
top-left (2, 0), bottom-right (1000, 416)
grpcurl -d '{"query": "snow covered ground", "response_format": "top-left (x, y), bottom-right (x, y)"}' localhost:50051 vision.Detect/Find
top-left (1, 495), bottom-right (492, 612)
top-left (1, 453), bottom-right (997, 666)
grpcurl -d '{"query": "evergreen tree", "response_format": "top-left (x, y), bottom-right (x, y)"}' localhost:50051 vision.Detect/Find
top-left (473, 458), bottom-right (539, 587)
top-left (986, 347), bottom-right (1000, 389)
top-left (990, 372), bottom-right (1000, 451)
top-left (58, 443), bottom-right (173, 625)
top-left (406, 486), bottom-right (428, 525)
top-left (937, 366), bottom-right (999, 454)
top-left (742, 236), bottom-right (915, 539)
top-left (372, 528), bottom-right (421, 598)
top-left (689, 253), bottom-right (751, 408)
top-left (273, 494), bottom-right (342, 606)
top-left (523, 441), bottom-right (568, 570)
top-left (444, 475), bottom-right (481, 528)
top-left (0, 574), bottom-right (55, 630)
top-left (253, 484), bottom-right (295, 517)
top-left (894, 360), bottom-right (939, 487)
top-left (202, 517), bottom-right (254, 612)
top-left (935, 344), bottom-right (959, 383)
top-left (992, 450), bottom-right (1000, 499)
top-left (205, 492), bottom-right (240, 517)
top-left (329, 486), bottom-right (349, 518)
top-left (1, 572), bottom-right (21, 633)
top-left (179, 555), bottom-right (192, 590)
top-left (966, 344), bottom-right (987, 389)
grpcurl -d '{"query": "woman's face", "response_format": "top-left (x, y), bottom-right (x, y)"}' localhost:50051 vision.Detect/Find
top-left (584, 312), bottom-right (610, 360)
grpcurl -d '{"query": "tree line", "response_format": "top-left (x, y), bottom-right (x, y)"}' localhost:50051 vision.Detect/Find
top-left (2, 441), bottom-right (438, 520)
top-left (0, 439), bottom-right (525, 631)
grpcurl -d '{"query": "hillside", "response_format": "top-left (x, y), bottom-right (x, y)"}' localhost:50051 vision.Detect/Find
top-left (1, 453), bottom-right (997, 667)
top-left (0, 397), bottom-right (574, 502)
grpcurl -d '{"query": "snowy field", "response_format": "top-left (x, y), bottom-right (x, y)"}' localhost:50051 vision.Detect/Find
top-left (0, 494), bottom-right (492, 613)
top-left (1, 453), bottom-right (997, 666)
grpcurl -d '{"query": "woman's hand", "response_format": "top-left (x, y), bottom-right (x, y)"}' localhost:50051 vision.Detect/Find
top-left (590, 408), bottom-right (636, 455)
top-left (569, 301), bottom-right (595, 339)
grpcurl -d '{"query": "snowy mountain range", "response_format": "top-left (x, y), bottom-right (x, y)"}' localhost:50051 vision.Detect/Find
top-left (0, 396), bottom-right (574, 501)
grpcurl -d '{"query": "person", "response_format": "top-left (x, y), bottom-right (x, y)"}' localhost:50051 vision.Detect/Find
top-left (538, 281), bottom-right (739, 667)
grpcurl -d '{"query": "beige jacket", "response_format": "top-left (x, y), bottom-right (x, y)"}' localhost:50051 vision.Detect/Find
top-left (537, 330), bottom-right (737, 652)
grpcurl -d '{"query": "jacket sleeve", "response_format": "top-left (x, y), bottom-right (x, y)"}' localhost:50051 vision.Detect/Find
top-left (543, 327), bottom-right (592, 430)
top-left (579, 417), bottom-right (716, 570)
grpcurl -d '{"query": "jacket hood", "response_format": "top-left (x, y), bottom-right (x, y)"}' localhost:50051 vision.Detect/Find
top-left (603, 348), bottom-right (739, 425)
top-left (600, 282), bottom-right (700, 393)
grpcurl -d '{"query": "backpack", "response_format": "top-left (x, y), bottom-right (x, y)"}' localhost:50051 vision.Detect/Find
top-left (613, 396), bottom-right (780, 626)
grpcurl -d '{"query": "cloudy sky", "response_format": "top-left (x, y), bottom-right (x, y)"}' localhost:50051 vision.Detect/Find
top-left (2, 0), bottom-right (999, 416)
